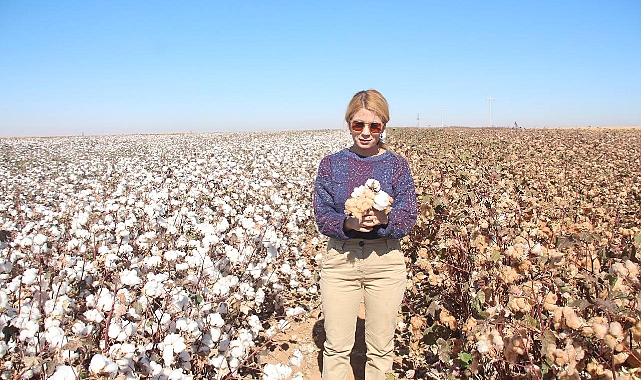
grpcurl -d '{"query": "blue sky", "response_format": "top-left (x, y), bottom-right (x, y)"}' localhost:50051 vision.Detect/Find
top-left (1, 1), bottom-right (640, 136)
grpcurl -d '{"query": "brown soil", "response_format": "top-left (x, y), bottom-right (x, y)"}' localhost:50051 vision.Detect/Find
top-left (260, 302), bottom-right (367, 380)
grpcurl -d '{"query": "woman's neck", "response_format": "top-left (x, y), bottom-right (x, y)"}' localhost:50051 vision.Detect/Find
top-left (349, 145), bottom-right (383, 157)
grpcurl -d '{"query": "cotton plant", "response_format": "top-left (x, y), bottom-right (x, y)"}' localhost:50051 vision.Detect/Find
top-left (0, 131), bottom-right (343, 378)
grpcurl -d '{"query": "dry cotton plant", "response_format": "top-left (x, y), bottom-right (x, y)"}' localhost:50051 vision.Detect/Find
top-left (389, 127), bottom-right (641, 380)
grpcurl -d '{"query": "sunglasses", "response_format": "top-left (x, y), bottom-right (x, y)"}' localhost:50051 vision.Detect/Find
top-left (350, 120), bottom-right (384, 134)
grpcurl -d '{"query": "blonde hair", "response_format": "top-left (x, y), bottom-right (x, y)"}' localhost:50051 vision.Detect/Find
top-left (344, 89), bottom-right (390, 125)
top-left (345, 89), bottom-right (390, 148)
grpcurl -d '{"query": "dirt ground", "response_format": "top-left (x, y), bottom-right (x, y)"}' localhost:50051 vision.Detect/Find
top-left (260, 301), bottom-right (367, 380)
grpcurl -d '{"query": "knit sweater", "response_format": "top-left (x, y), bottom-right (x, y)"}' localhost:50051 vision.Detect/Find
top-left (313, 148), bottom-right (417, 240)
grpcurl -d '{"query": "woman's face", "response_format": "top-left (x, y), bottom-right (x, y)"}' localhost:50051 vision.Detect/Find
top-left (349, 108), bottom-right (385, 156)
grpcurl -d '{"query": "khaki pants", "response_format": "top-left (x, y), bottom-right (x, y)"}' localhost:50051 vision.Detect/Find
top-left (320, 237), bottom-right (407, 380)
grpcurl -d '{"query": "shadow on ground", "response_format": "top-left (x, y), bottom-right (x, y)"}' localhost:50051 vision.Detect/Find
top-left (313, 316), bottom-right (366, 380)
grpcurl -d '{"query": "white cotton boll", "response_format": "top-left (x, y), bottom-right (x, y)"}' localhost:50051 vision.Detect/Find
top-left (96, 289), bottom-right (114, 312)
top-left (45, 326), bottom-right (67, 348)
top-left (290, 349), bottom-right (304, 367)
top-left (104, 253), bottom-right (119, 270)
top-left (210, 354), bottom-right (226, 368)
top-left (308, 285), bottom-right (318, 294)
top-left (19, 236), bottom-right (33, 248)
top-left (48, 366), bottom-right (76, 380)
top-left (351, 186), bottom-right (365, 199)
top-left (143, 255), bottom-right (162, 268)
top-left (22, 268), bottom-right (39, 285)
top-left (176, 318), bottom-right (199, 336)
top-left (19, 320), bottom-right (40, 341)
top-left (164, 250), bottom-right (182, 262)
top-left (72, 320), bottom-right (91, 337)
top-left (119, 269), bottom-right (142, 286)
top-left (119, 322), bottom-right (138, 341)
top-left (225, 245), bottom-right (241, 263)
top-left (164, 333), bottom-right (187, 353)
top-left (208, 327), bottom-right (222, 343)
top-left (33, 233), bottom-right (47, 246)
top-left (373, 191), bottom-right (391, 211)
top-left (84, 309), bottom-right (104, 323)
top-left (0, 342), bottom-right (7, 358)
top-left (476, 337), bottom-right (490, 353)
top-left (280, 263), bottom-right (292, 275)
top-left (108, 322), bottom-right (122, 339)
top-left (175, 262), bottom-right (190, 271)
top-left (212, 279), bottom-right (231, 296)
top-left (286, 307), bottom-right (305, 317)
top-left (255, 288), bottom-right (265, 305)
top-left (143, 277), bottom-right (165, 298)
top-left (167, 369), bottom-right (189, 380)
top-left (263, 363), bottom-right (293, 380)
top-left (163, 346), bottom-right (176, 367)
top-left (228, 356), bottom-right (241, 369)
top-left (365, 178), bottom-right (381, 192)
top-left (118, 343), bottom-right (136, 358)
top-left (45, 317), bottom-right (61, 330)
top-left (118, 244), bottom-right (133, 255)
top-left (89, 354), bottom-right (118, 375)
top-left (61, 349), bottom-right (79, 362)
top-left (216, 218), bottom-right (230, 233)
top-left (207, 313), bottom-right (225, 328)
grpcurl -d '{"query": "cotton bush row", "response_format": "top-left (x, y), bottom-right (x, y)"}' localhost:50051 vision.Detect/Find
top-left (0, 131), bottom-right (348, 379)
top-left (393, 127), bottom-right (640, 379)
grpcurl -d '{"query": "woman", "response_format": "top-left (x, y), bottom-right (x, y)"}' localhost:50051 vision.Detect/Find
top-left (313, 89), bottom-right (417, 379)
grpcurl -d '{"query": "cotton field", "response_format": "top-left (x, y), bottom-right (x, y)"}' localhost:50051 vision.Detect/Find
top-left (0, 131), bottom-right (349, 379)
top-left (1, 128), bottom-right (640, 380)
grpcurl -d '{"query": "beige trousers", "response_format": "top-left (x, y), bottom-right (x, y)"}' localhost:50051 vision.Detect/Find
top-left (320, 237), bottom-right (407, 380)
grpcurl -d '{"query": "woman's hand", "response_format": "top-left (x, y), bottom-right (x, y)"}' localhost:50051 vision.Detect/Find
top-left (344, 210), bottom-right (389, 232)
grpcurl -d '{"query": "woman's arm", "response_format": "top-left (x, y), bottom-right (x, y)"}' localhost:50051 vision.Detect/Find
top-left (376, 156), bottom-right (417, 239)
top-left (313, 156), bottom-right (351, 240)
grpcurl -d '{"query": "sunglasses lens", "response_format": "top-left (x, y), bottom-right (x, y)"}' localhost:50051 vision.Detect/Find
top-left (351, 120), bottom-right (383, 133)
top-left (351, 121), bottom-right (365, 131)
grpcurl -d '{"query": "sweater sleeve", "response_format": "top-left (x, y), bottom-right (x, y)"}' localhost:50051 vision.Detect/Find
top-left (376, 155), bottom-right (417, 239)
top-left (313, 156), bottom-right (350, 240)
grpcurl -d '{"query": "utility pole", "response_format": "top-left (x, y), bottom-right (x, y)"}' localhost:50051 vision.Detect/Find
top-left (440, 107), bottom-right (446, 128)
top-left (486, 93), bottom-right (494, 127)
top-left (417, 113), bottom-right (420, 127)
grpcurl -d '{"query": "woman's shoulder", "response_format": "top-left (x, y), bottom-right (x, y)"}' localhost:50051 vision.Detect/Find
top-left (319, 148), bottom-right (349, 166)
top-left (322, 148), bottom-right (350, 161)
top-left (381, 149), bottom-right (408, 163)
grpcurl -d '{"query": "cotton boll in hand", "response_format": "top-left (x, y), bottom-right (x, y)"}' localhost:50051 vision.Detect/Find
top-left (344, 179), bottom-right (393, 221)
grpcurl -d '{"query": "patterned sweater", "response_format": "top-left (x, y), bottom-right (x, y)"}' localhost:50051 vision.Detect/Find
top-left (313, 148), bottom-right (417, 240)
